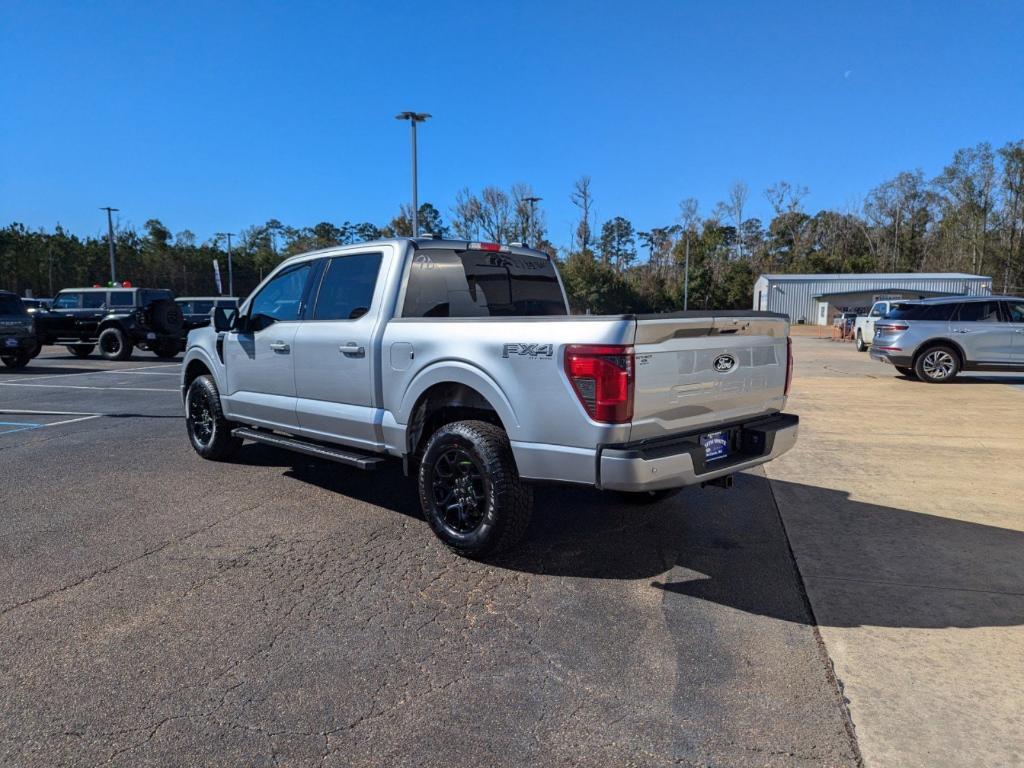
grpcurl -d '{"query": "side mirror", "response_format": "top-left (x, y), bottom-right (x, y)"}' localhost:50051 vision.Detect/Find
top-left (213, 307), bottom-right (238, 332)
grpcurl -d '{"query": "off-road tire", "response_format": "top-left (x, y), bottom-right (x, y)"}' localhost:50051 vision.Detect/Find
top-left (894, 365), bottom-right (916, 378)
top-left (855, 331), bottom-right (868, 352)
top-left (914, 345), bottom-right (960, 383)
top-left (418, 420), bottom-right (532, 558)
top-left (98, 327), bottom-right (133, 361)
top-left (67, 344), bottom-right (95, 358)
top-left (152, 340), bottom-right (179, 359)
top-left (148, 299), bottom-right (184, 335)
top-left (1, 353), bottom-right (31, 369)
top-left (185, 375), bottom-right (242, 461)
top-left (615, 487), bottom-right (683, 505)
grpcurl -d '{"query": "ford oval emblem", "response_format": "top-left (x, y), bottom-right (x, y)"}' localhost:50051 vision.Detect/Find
top-left (713, 353), bottom-right (737, 373)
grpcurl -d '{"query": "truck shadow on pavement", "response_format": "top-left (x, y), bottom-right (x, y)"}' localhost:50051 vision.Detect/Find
top-left (232, 444), bottom-right (1023, 630)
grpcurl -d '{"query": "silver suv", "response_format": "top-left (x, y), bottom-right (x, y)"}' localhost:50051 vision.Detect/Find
top-left (870, 296), bottom-right (1024, 382)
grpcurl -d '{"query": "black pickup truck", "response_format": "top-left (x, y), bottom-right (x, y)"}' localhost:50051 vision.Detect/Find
top-left (35, 287), bottom-right (186, 360)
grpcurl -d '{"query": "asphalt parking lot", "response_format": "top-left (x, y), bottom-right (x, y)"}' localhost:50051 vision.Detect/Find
top-left (4, 340), bottom-right (1022, 767)
top-left (0, 347), bottom-right (861, 767)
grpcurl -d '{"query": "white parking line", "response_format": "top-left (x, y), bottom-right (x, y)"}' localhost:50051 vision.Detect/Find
top-left (0, 363), bottom-right (180, 384)
top-left (0, 409), bottom-right (103, 429)
top-left (0, 381), bottom-right (177, 393)
top-left (110, 370), bottom-right (181, 376)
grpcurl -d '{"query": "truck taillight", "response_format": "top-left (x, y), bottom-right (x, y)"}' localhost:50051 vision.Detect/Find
top-left (785, 337), bottom-right (793, 396)
top-left (564, 344), bottom-right (634, 423)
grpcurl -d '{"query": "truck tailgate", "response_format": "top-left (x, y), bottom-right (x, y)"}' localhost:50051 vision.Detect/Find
top-left (629, 312), bottom-right (789, 441)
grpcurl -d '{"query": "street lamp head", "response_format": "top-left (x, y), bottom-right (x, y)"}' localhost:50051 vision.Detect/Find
top-left (395, 111), bottom-right (431, 122)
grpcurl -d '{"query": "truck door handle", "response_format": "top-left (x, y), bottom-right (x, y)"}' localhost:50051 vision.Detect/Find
top-left (952, 328), bottom-right (972, 334)
top-left (339, 343), bottom-right (365, 357)
top-left (269, 341), bottom-right (290, 353)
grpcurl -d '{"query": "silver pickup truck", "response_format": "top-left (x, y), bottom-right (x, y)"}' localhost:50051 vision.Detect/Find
top-left (181, 238), bottom-right (797, 556)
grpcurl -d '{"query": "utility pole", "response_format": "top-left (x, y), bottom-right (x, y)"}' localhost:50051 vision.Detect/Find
top-left (394, 112), bottom-right (431, 236)
top-left (100, 207), bottom-right (119, 283)
top-left (523, 196), bottom-right (542, 246)
top-left (215, 232), bottom-right (235, 296)
top-left (683, 236), bottom-right (690, 311)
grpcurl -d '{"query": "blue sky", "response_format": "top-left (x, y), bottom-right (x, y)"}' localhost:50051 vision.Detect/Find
top-left (2, 0), bottom-right (1022, 248)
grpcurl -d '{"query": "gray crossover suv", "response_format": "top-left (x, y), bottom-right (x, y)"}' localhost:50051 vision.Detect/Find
top-left (870, 296), bottom-right (1024, 382)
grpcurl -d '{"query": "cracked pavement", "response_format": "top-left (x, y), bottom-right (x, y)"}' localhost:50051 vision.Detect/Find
top-left (0, 351), bottom-right (859, 767)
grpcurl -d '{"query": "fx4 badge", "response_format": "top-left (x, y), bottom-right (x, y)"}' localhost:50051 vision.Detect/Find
top-left (503, 343), bottom-right (553, 359)
top-left (713, 353), bottom-right (737, 373)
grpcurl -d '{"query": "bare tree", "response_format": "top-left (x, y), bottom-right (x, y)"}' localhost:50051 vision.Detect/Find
top-left (478, 187), bottom-right (513, 243)
top-left (998, 141), bottom-right (1024, 291)
top-left (570, 176), bottom-right (595, 255)
top-left (725, 181), bottom-right (748, 257)
top-left (933, 143), bottom-right (997, 275)
top-left (451, 188), bottom-right (483, 240)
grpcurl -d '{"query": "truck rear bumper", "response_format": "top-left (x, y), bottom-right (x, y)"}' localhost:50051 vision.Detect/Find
top-left (598, 413), bottom-right (798, 492)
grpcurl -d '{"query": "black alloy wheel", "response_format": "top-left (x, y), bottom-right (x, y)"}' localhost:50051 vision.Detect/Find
top-left (430, 446), bottom-right (488, 535)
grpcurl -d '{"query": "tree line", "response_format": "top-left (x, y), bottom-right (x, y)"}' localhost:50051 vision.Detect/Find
top-left (2, 138), bottom-right (1021, 313)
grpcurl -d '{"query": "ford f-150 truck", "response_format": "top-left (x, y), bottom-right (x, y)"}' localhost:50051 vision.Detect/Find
top-left (181, 238), bottom-right (797, 556)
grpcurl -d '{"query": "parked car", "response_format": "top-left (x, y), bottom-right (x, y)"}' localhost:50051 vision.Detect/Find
top-left (0, 290), bottom-right (41, 369)
top-left (176, 296), bottom-right (240, 330)
top-left (35, 287), bottom-right (185, 360)
top-left (854, 300), bottom-right (900, 351)
top-left (870, 296), bottom-right (1024, 382)
top-left (835, 313), bottom-right (860, 339)
top-left (181, 238), bottom-right (798, 556)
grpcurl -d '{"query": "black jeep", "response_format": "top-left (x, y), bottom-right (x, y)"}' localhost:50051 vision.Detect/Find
top-left (35, 287), bottom-right (185, 360)
top-left (0, 291), bottom-right (41, 369)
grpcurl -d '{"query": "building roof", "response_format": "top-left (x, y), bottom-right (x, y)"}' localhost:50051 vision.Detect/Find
top-left (759, 272), bottom-right (989, 281)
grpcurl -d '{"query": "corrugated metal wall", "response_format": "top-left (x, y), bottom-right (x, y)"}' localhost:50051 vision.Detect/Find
top-left (754, 275), bottom-right (993, 323)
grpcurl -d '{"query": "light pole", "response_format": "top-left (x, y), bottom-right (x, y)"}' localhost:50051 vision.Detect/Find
top-left (394, 111), bottom-right (430, 236)
top-left (523, 196), bottom-right (542, 246)
top-left (683, 235), bottom-right (690, 311)
top-left (100, 206), bottom-right (119, 283)
top-left (215, 232), bottom-right (235, 296)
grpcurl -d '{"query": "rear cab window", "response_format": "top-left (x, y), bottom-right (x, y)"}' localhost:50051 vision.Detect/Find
top-left (402, 247), bottom-right (567, 318)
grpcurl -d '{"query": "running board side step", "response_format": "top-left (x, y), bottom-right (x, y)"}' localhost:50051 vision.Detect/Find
top-left (231, 427), bottom-right (388, 470)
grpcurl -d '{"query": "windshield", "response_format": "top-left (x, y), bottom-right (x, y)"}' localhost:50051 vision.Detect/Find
top-left (0, 295), bottom-right (29, 315)
top-left (402, 248), bottom-right (567, 318)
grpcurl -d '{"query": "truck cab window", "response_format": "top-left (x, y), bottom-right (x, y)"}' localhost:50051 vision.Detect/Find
top-left (313, 253), bottom-right (382, 320)
top-left (249, 263), bottom-right (313, 324)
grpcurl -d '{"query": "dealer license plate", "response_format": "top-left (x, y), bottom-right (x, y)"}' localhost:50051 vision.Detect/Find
top-left (700, 430), bottom-right (730, 462)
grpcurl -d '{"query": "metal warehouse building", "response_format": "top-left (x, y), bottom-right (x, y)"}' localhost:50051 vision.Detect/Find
top-left (752, 272), bottom-right (993, 325)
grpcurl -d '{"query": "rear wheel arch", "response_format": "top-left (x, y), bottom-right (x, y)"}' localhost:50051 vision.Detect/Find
top-left (97, 318), bottom-right (128, 335)
top-left (406, 382), bottom-right (510, 470)
top-left (913, 338), bottom-right (965, 368)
